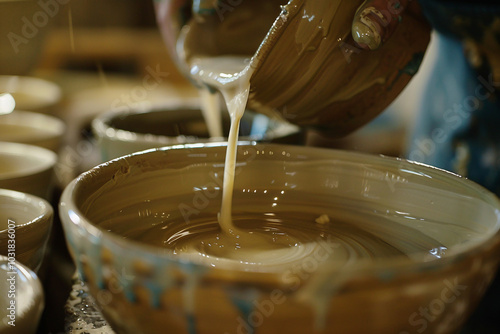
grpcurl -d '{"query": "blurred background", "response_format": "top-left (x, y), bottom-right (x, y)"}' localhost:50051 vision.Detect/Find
top-left (1, 0), bottom-right (431, 164)
top-left (1, 1), bottom-right (493, 334)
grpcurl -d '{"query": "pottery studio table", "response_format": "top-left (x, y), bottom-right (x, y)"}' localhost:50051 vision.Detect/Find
top-left (65, 275), bottom-right (115, 334)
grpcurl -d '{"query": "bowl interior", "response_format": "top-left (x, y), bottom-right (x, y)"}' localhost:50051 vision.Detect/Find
top-left (0, 142), bottom-right (57, 180)
top-left (0, 189), bottom-right (51, 231)
top-left (0, 189), bottom-right (53, 272)
top-left (97, 107), bottom-right (298, 142)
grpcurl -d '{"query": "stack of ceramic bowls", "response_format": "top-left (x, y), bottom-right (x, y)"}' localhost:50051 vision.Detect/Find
top-left (0, 188), bottom-right (53, 334)
top-left (0, 76), bottom-right (63, 334)
top-left (0, 76), bottom-right (64, 199)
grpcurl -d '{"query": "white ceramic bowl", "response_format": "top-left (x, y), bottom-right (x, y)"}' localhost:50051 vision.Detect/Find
top-left (0, 142), bottom-right (57, 200)
top-left (0, 189), bottom-right (53, 273)
top-left (0, 110), bottom-right (66, 152)
top-left (0, 76), bottom-right (62, 115)
top-left (0, 255), bottom-right (44, 334)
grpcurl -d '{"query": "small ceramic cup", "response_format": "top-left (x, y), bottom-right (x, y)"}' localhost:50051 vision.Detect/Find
top-left (0, 142), bottom-right (58, 200)
top-left (0, 255), bottom-right (45, 334)
top-left (0, 189), bottom-right (53, 273)
top-left (92, 103), bottom-right (301, 161)
top-left (0, 110), bottom-right (66, 152)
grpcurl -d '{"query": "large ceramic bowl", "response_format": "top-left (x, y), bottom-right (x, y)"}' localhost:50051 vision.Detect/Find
top-left (0, 255), bottom-right (44, 334)
top-left (0, 189), bottom-right (53, 273)
top-left (0, 110), bottom-right (66, 152)
top-left (92, 104), bottom-right (300, 161)
top-left (59, 143), bottom-right (500, 334)
top-left (155, 0), bottom-right (431, 135)
top-left (0, 142), bottom-right (57, 200)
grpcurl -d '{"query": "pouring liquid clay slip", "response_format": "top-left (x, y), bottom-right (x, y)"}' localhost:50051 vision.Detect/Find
top-left (155, 0), bottom-right (431, 136)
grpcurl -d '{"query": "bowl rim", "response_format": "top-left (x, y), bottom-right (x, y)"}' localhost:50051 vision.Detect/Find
top-left (0, 75), bottom-right (62, 110)
top-left (0, 109), bottom-right (66, 137)
top-left (91, 103), bottom-right (300, 146)
top-left (0, 188), bottom-right (53, 233)
top-left (59, 142), bottom-right (500, 276)
top-left (0, 141), bottom-right (58, 180)
top-left (0, 254), bottom-right (44, 328)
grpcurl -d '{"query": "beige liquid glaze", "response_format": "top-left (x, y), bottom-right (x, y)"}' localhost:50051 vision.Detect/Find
top-left (198, 87), bottom-right (223, 139)
top-left (175, 2), bottom-right (354, 266)
top-left (172, 0), bottom-right (432, 269)
top-left (186, 56), bottom-right (305, 265)
top-left (188, 55), bottom-right (252, 231)
top-left (101, 189), bottom-right (454, 271)
top-left (168, 53), bottom-right (449, 270)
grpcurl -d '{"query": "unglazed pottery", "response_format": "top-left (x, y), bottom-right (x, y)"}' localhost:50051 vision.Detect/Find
top-left (59, 143), bottom-right (500, 334)
top-left (92, 104), bottom-right (300, 161)
top-left (0, 142), bottom-right (57, 200)
top-left (0, 255), bottom-right (44, 334)
top-left (0, 189), bottom-right (53, 273)
top-left (0, 110), bottom-right (66, 152)
top-left (155, 0), bottom-right (431, 135)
